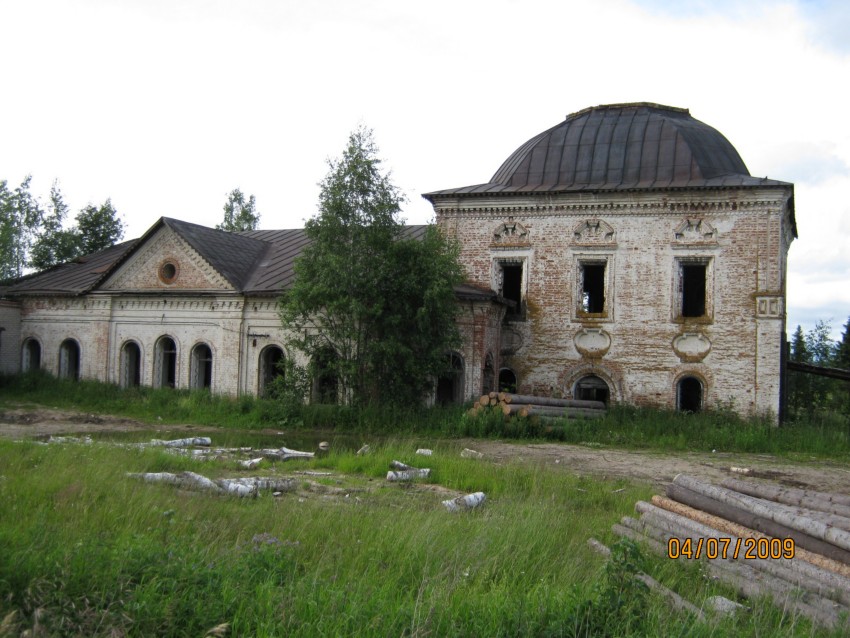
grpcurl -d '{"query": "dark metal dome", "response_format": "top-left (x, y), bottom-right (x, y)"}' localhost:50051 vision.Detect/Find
top-left (424, 103), bottom-right (789, 198)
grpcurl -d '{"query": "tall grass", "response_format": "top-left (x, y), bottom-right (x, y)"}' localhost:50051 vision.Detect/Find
top-left (2, 371), bottom-right (849, 458)
top-left (0, 439), bottom-right (830, 636)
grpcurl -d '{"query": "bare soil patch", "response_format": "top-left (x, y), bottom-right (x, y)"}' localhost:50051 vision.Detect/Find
top-left (3, 406), bottom-right (849, 495)
top-left (465, 440), bottom-right (850, 495)
top-left (0, 406), bottom-right (217, 439)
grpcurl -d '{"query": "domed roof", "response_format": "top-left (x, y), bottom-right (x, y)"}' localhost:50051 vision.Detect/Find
top-left (424, 103), bottom-right (790, 197)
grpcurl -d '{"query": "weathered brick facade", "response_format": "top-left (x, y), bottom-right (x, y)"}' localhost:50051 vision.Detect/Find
top-left (425, 103), bottom-right (796, 420)
top-left (0, 300), bottom-right (22, 374)
top-left (2, 104), bottom-right (796, 419)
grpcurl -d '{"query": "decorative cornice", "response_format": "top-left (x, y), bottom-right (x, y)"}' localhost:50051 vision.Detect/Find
top-left (436, 199), bottom-right (784, 220)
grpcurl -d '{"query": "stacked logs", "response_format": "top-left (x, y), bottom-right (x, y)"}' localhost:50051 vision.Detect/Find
top-left (467, 392), bottom-right (605, 420)
top-left (613, 474), bottom-right (850, 629)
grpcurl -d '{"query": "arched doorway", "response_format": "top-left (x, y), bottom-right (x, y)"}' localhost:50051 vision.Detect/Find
top-left (498, 368), bottom-right (517, 394)
top-left (574, 375), bottom-right (609, 404)
top-left (677, 376), bottom-right (703, 412)
top-left (58, 339), bottom-right (80, 380)
top-left (259, 346), bottom-right (285, 397)
top-left (155, 337), bottom-right (178, 388)
top-left (191, 343), bottom-right (213, 390)
top-left (21, 338), bottom-right (41, 371)
top-left (121, 341), bottom-right (141, 387)
top-left (436, 352), bottom-right (464, 405)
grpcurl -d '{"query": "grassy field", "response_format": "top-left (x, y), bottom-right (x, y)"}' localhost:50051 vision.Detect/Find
top-left (2, 373), bottom-right (849, 635)
top-left (2, 372), bottom-right (849, 458)
top-left (0, 435), bottom-right (842, 636)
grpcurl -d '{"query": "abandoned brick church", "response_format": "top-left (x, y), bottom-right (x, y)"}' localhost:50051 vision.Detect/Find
top-left (0, 103), bottom-right (796, 418)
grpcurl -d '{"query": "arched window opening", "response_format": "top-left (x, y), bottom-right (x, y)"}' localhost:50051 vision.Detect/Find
top-left (259, 346), bottom-right (285, 397)
top-left (58, 339), bottom-right (81, 381)
top-left (482, 353), bottom-right (495, 395)
top-left (191, 344), bottom-right (213, 390)
top-left (678, 376), bottom-right (703, 413)
top-left (121, 342), bottom-right (141, 387)
top-left (574, 375), bottom-right (609, 405)
top-left (155, 337), bottom-right (178, 388)
top-left (311, 346), bottom-right (338, 404)
top-left (498, 368), bottom-right (517, 394)
top-left (436, 353), bottom-right (464, 405)
top-left (22, 339), bottom-right (41, 372)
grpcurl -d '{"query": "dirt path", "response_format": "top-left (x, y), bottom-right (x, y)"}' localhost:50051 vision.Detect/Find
top-left (467, 440), bottom-right (850, 494)
top-left (3, 406), bottom-right (849, 495)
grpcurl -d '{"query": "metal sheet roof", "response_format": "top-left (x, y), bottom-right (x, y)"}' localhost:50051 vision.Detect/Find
top-left (423, 103), bottom-right (792, 199)
top-left (4, 221), bottom-right (441, 298)
top-left (2, 240), bottom-right (137, 296)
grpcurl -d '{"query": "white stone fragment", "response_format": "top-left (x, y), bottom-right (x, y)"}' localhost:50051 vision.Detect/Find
top-left (443, 492), bottom-right (486, 512)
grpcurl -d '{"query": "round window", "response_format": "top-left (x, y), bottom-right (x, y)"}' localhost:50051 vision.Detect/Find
top-left (158, 260), bottom-right (179, 284)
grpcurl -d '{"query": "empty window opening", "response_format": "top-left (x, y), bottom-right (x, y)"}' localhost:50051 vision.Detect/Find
top-left (22, 339), bottom-right (41, 371)
top-left (58, 339), bottom-right (80, 381)
top-left (501, 263), bottom-right (524, 320)
top-left (574, 375), bottom-right (609, 405)
top-left (681, 264), bottom-right (707, 317)
top-left (581, 263), bottom-right (606, 313)
top-left (436, 353), bottom-right (464, 405)
top-left (482, 354), bottom-right (495, 395)
top-left (259, 346), bottom-right (285, 397)
top-left (311, 346), bottom-right (338, 404)
top-left (191, 344), bottom-right (213, 390)
top-left (677, 376), bottom-right (703, 412)
top-left (498, 368), bottom-right (517, 394)
top-left (156, 337), bottom-right (177, 388)
top-left (121, 342), bottom-right (141, 387)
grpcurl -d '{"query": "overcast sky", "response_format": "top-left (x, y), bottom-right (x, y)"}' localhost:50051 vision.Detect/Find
top-left (2, 0), bottom-right (849, 340)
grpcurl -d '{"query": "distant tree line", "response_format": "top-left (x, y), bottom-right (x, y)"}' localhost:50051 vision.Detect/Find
top-left (0, 176), bottom-right (124, 280)
top-left (787, 318), bottom-right (850, 420)
top-left (1, 178), bottom-right (261, 281)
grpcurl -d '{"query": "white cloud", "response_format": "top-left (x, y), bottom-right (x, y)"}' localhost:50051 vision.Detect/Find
top-left (1, 0), bottom-right (849, 341)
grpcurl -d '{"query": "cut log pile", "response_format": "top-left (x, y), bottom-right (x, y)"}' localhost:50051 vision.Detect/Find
top-left (612, 473), bottom-right (850, 629)
top-left (466, 392), bottom-right (606, 420)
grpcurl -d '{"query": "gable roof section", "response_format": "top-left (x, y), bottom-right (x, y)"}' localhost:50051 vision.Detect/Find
top-left (3, 221), bottom-right (443, 298)
top-left (3, 240), bottom-right (138, 296)
top-left (160, 218), bottom-right (270, 291)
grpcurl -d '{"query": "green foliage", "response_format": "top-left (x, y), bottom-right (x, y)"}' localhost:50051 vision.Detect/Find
top-left (837, 316), bottom-right (850, 369)
top-left (0, 176), bottom-right (43, 280)
top-left (216, 188), bottom-right (260, 232)
top-left (571, 540), bottom-right (651, 636)
top-left (75, 198), bottom-right (124, 255)
top-left (28, 181), bottom-right (81, 270)
top-left (3, 372), bottom-right (850, 458)
top-left (263, 357), bottom-right (311, 421)
top-left (786, 320), bottom-right (850, 422)
top-left (1, 176), bottom-right (125, 273)
top-left (280, 126), bottom-right (462, 407)
top-left (0, 436), bottom-right (823, 636)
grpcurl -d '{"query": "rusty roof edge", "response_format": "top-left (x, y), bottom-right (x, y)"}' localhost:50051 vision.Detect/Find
top-left (422, 178), bottom-right (793, 200)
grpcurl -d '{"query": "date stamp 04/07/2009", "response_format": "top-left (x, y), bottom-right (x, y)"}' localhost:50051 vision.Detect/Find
top-left (667, 537), bottom-right (796, 560)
